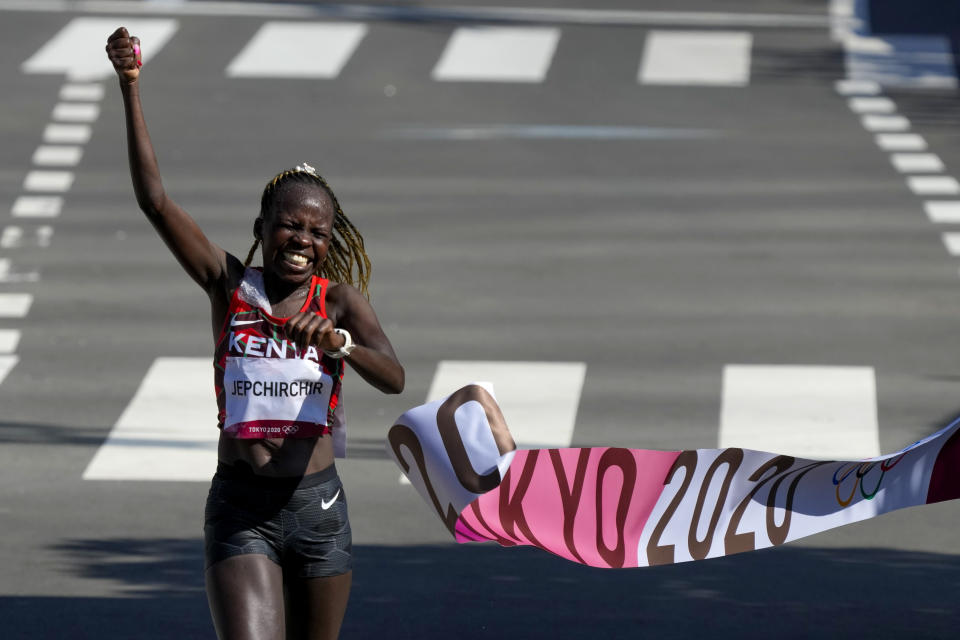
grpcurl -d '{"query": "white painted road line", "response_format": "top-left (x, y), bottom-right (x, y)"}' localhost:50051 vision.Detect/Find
top-left (0, 294), bottom-right (33, 318)
top-left (60, 83), bottom-right (105, 101)
top-left (861, 114), bottom-right (910, 132)
top-left (890, 153), bottom-right (945, 173)
top-left (875, 133), bottom-right (927, 152)
top-left (0, 356), bottom-right (19, 387)
top-left (924, 201), bottom-right (960, 224)
top-left (51, 102), bottom-right (100, 123)
top-left (226, 22), bottom-right (367, 78)
top-left (36, 226), bottom-right (53, 247)
top-left (639, 31), bottom-right (752, 86)
top-left (426, 360), bottom-right (586, 448)
top-left (942, 232), bottom-right (960, 256)
top-left (433, 26), bottom-right (560, 83)
top-left (23, 171), bottom-right (73, 193)
top-left (0, 259), bottom-right (38, 284)
top-left (908, 176), bottom-right (960, 196)
top-left (22, 17), bottom-right (179, 78)
top-left (834, 78), bottom-right (881, 95)
top-left (83, 357), bottom-right (219, 481)
top-left (847, 97), bottom-right (896, 114)
top-left (11, 196), bottom-right (63, 218)
top-left (43, 124), bottom-right (91, 144)
top-left (0, 227), bottom-right (23, 249)
top-left (0, 330), bottom-right (21, 354)
top-left (32, 145), bottom-right (83, 167)
top-left (720, 365), bottom-right (880, 460)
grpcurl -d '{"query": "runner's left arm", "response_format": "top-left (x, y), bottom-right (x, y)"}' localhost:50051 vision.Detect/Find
top-left (284, 286), bottom-right (404, 394)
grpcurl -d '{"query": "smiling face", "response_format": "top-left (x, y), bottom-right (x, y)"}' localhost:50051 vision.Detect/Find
top-left (256, 182), bottom-right (335, 285)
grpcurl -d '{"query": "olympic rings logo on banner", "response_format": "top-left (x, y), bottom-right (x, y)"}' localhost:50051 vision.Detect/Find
top-left (832, 452), bottom-right (908, 507)
top-left (282, 425), bottom-right (299, 435)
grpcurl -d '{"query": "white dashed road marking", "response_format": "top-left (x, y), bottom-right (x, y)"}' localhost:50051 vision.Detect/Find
top-left (43, 124), bottom-right (92, 144)
top-left (847, 97), bottom-right (896, 113)
top-left (0, 294), bottom-right (34, 318)
top-left (11, 196), bottom-right (63, 218)
top-left (0, 357), bottom-right (19, 387)
top-left (59, 83), bottom-right (105, 101)
top-left (51, 103), bottom-right (100, 123)
top-left (890, 153), bottom-right (945, 173)
top-left (834, 78), bottom-right (881, 95)
top-left (861, 115), bottom-right (910, 132)
top-left (32, 146), bottom-right (83, 167)
top-left (924, 201), bottom-right (960, 224)
top-left (908, 176), bottom-right (960, 196)
top-left (0, 330), bottom-right (21, 354)
top-left (875, 133), bottom-right (927, 151)
top-left (942, 233), bottom-right (960, 256)
top-left (23, 171), bottom-right (73, 193)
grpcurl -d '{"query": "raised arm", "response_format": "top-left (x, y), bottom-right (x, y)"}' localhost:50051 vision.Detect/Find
top-left (106, 27), bottom-right (229, 293)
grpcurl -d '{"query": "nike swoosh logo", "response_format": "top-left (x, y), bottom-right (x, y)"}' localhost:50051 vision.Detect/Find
top-left (321, 489), bottom-right (341, 510)
top-left (231, 318), bottom-right (260, 326)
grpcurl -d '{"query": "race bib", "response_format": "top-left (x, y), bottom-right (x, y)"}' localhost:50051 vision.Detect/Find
top-left (224, 356), bottom-right (334, 438)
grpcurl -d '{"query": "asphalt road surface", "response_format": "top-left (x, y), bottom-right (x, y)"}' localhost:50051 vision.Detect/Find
top-left (1, 1), bottom-right (959, 638)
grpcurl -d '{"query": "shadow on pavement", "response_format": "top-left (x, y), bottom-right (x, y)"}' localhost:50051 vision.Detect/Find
top-left (1, 538), bottom-right (958, 639)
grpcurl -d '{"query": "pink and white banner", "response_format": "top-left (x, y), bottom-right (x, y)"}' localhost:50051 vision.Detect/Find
top-left (387, 384), bottom-right (960, 568)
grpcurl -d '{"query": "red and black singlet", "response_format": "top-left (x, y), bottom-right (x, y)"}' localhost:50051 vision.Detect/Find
top-left (214, 268), bottom-right (345, 444)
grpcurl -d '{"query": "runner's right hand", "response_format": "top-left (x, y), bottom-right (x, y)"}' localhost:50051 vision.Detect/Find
top-left (105, 27), bottom-right (141, 83)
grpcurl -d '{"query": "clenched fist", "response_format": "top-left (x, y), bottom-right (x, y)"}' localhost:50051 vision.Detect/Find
top-left (105, 27), bottom-right (142, 83)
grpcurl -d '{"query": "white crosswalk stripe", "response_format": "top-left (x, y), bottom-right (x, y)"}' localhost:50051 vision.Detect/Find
top-left (875, 133), bottom-right (927, 151)
top-left (0, 294), bottom-right (33, 318)
top-left (890, 153), bottom-right (945, 173)
top-left (23, 170), bottom-right (73, 192)
top-left (0, 356), bottom-right (19, 387)
top-left (11, 196), bottom-right (63, 218)
top-left (426, 360), bottom-right (587, 448)
top-left (32, 145), bottom-right (83, 167)
top-left (43, 124), bottom-right (91, 145)
top-left (226, 22), bottom-right (368, 78)
top-left (432, 26), bottom-right (560, 82)
top-left (22, 17), bottom-right (179, 78)
top-left (942, 232), bottom-right (960, 256)
top-left (83, 358), bottom-right (218, 481)
top-left (639, 31), bottom-right (752, 86)
top-left (924, 201), bottom-right (960, 223)
top-left (720, 365), bottom-right (880, 460)
top-left (0, 330), bottom-right (21, 354)
top-left (908, 176), bottom-right (960, 196)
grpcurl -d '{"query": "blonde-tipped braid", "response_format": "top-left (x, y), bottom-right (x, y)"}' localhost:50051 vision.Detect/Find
top-left (248, 165), bottom-right (372, 298)
top-left (243, 237), bottom-right (260, 269)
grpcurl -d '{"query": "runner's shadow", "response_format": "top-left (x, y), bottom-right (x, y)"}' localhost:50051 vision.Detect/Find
top-left (3, 538), bottom-right (958, 639)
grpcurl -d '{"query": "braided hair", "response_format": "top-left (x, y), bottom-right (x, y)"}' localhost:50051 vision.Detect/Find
top-left (243, 166), bottom-right (371, 298)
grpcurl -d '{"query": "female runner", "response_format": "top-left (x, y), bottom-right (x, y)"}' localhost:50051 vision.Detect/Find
top-left (106, 27), bottom-right (404, 640)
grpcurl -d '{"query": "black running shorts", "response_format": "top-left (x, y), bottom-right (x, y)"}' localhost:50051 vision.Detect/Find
top-left (204, 462), bottom-right (352, 578)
